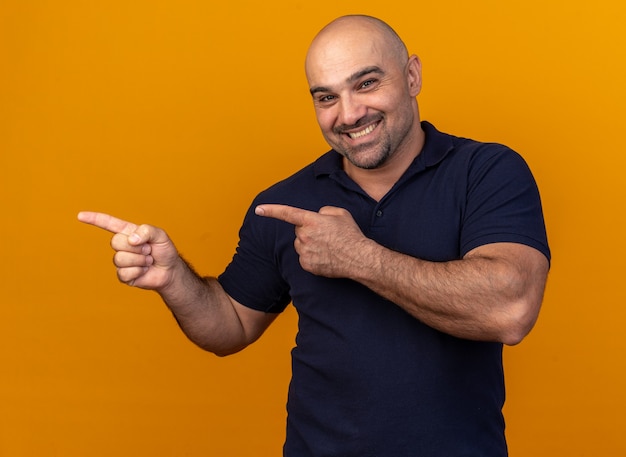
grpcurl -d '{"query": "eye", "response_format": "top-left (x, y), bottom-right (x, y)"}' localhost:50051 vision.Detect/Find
top-left (360, 79), bottom-right (377, 89)
top-left (315, 94), bottom-right (337, 106)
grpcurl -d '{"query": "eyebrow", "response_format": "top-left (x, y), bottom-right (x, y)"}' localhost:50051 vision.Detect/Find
top-left (309, 66), bottom-right (385, 96)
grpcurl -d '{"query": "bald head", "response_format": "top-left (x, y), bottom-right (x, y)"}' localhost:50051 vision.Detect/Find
top-left (305, 15), bottom-right (409, 79)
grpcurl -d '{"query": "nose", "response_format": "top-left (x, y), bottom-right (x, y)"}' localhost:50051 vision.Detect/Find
top-left (336, 94), bottom-right (367, 128)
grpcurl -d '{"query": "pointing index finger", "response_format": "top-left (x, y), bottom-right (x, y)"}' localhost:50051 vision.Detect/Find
top-left (255, 204), bottom-right (314, 226)
top-left (77, 211), bottom-right (138, 235)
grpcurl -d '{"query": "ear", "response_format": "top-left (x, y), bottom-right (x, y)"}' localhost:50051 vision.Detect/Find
top-left (406, 54), bottom-right (422, 97)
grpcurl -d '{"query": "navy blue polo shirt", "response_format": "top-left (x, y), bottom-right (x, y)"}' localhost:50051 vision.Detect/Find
top-left (218, 121), bottom-right (550, 457)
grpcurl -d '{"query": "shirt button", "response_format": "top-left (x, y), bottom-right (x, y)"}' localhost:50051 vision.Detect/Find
top-left (376, 210), bottom-right (383, 217)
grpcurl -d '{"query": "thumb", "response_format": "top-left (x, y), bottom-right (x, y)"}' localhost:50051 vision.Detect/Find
top-left (128, 224), bottom-right (169, 247)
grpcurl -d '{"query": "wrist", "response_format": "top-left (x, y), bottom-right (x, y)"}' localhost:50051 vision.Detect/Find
top-left (348, 238), bottom-right (384, 282)
top-left (156, 255), bottom-right (197, 299)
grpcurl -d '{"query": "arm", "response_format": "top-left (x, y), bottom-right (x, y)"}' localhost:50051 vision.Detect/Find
top-left (255, 205), bottom-right (549, 345)
top-left (349, 238), bottom-right (548, 345)
top-left (77, 211), bottom-right (277, 356)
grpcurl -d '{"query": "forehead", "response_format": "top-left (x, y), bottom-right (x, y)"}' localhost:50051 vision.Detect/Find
top-left (305, 26), bottom-right (394, 89)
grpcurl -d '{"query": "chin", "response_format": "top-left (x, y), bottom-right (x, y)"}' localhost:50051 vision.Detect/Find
top-left (345, 147), bottom-right (391, 170)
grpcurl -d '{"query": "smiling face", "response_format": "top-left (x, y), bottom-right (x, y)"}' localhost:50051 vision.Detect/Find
top-left (305, 16), bottom-right (423, 171)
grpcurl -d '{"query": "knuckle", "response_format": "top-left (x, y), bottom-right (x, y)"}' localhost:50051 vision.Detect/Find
top-left (110, 233), bottom-right (125, 249)
top-left (138, 224), bottom-right (156, 238)
top-left (116, 267), bottom-right (128, 283)
top-left (117, 267), bottom-right (138, 285)
top-left (296, 231), bottom-right (311, 244)
top-left (298, 257), bottom-right (311, 272)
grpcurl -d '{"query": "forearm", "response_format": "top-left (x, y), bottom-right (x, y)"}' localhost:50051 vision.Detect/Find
top-left (156, 257), bottom-right (249, 356)
top-left (253, 203), bottom-right (548, 343)
top-left (350, 240), bottom-right (547, 344)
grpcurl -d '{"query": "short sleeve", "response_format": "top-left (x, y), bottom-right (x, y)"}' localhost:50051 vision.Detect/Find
top-left (218, 201), bottom-right (292, 313)
top-left (460, 145), bottom-right (550, 261)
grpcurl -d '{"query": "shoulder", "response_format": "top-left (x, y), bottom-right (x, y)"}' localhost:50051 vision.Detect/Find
top-left (420, 121), bottom-right (527, 174)
top-left (418, 123), bottom-right (537, 198)
top-left (434, 124), bottom-right (533, 183)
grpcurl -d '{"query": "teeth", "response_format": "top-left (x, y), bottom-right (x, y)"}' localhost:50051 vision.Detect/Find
top-left (348, 123), bottom-right (376, 139)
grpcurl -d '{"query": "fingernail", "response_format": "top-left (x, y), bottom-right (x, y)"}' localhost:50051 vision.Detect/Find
top-left (129, 233), bottom-right (141, 244)
top-left (255, 206), bottom-right (264, 216)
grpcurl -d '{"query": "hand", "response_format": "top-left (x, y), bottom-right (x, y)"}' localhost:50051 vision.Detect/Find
top-left (255, 204), bottom-right (370, 278)
top-left (77, 211), bottom-right (181, 290)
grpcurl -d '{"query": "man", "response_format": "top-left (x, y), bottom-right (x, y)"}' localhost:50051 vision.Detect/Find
top-left (79, 15), bottom-right (550, 456)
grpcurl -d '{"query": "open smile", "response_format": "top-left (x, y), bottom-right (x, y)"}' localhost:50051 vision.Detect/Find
top-left (346, 121), bottom-right (380, 139)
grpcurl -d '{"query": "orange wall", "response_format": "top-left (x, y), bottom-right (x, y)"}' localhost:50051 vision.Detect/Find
top-left (1, 1), bottom-right (625, 455)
